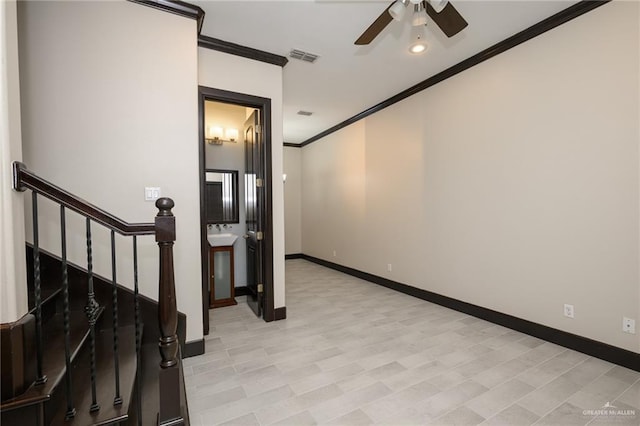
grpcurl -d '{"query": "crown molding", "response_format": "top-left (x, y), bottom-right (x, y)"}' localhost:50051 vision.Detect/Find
top-left (198, 35), bottom-right (288, 68)
top-left (129, 0), bottom-right (205, 33)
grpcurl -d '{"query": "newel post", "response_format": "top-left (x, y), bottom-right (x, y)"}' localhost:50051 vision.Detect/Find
top-left (156, 197), bottom-right (178, 367)
top-left (155, 198), bottom-right (183, 425)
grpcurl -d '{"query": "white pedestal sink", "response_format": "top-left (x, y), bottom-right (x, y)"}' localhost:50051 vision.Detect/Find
top-left (207, 233), bottom-right (238, 247)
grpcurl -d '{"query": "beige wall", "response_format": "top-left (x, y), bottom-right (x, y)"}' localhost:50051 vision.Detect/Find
top-left (284, 146), bottom-right (301, 254)
top-left (199, 48), bottom-right (286, 309)
top-left (17, 1), bottom-right (202, 341)
top-left (0, 0), bottom-right (27, 323)
top-left (301, 1), bottom-right (639, 352)
top-left (204, 101), bottom-right (249, 287)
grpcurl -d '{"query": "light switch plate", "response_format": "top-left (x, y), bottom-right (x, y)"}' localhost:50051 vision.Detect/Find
top-left (145, 187), bottom-right (161, 201)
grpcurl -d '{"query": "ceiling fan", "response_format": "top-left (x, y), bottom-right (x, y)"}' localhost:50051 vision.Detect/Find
top-left (355, 0), bottom-right (468, 45)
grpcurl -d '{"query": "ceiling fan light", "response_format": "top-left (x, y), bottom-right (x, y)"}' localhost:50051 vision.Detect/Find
top-left (411, 4), bottom-right (427, 27)
top-left (409, 41), bottom-right (427, 54)
top-left (389, 0), bottom-right (407, 21)
top-left (428, 0), bottom-right (448, 13)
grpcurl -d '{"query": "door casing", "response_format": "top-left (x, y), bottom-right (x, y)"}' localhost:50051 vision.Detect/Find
top-left (198, 86), bottom-right (275, 335)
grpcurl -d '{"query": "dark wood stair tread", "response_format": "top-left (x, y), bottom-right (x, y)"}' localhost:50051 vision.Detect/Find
top-left (51, 325), bottom-right (140, 425)
top-left (14, 247), bottom-right (190, 425)
top-left (0, 308), bottom-right (104, 411)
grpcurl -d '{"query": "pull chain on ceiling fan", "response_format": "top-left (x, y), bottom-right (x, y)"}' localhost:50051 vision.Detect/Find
top-left (355, 0), bottom-right (468, 45)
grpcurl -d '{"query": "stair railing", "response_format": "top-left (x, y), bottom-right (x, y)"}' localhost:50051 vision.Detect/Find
top-left (11, 161), bottom-right (184, 425)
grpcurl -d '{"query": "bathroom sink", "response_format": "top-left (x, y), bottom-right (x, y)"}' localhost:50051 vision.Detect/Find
top-left (207, 233), bottom-right (238, 247)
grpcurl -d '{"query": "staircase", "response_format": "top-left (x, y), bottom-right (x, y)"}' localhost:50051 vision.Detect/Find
top-left (1, 162), bottom-right (189, 425)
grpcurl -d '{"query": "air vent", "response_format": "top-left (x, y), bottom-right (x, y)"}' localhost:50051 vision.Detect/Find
top-left (289, 49), bottom-right (319, 63)
top-left (297, 110), bottom-right (313, 116)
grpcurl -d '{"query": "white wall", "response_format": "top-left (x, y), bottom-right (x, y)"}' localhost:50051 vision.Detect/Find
top-left (17, 1), bottom-right (202, 341)
top-left (284, 146), bottom-right (301, 254)
top-left (0, 0), bottom-right (27, 323)
top-left (204, 101), bottom-right (248, 287)
top-left (199, 48), bottom-right (286, 309)
top-left (301, 1), bottom-right (639, 353)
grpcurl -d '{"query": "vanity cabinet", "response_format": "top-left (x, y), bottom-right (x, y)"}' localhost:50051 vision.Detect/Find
top-left (209, 246), bottom-right (237, 308)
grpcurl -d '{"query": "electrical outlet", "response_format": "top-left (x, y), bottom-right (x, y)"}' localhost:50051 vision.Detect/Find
top-left (332, 250), bottom-right (336, 258)
top-left (564, 304), bottom-right (574, 318)
top-left (623, 317), bottom-right (636, 334)
top-left (387, 263), bottom-right (392, 272)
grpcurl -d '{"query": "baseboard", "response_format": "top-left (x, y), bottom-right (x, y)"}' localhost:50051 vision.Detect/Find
top-left (285, 253), bottom-right (303, 260)
top-left (182, 339), bottom-right (205, 358)
top-left (274, 307), bottom-right (287, 321)
top-left (234, 286), bottom-right (249, 297)
top-left (300, 254), bottom-right (640, 372)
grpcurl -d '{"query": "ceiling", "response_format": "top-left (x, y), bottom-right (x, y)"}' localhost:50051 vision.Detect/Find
top-left (193, 1), bottom-right (580, 144)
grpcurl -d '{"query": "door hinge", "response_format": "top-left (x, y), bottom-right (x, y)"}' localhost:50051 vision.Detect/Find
top-left (257, 231), bottom-right (264, 241)
top-left (257, 283), bottom-right (264, 293)
top-left (256, 124), bottom-right (262, 134)
top-left (256, 178), bottom-right (264, 188)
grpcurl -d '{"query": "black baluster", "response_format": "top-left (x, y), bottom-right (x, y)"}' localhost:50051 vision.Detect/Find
top-left (111, 230), bottom-right (122, 405)
top-left (133, 236), bottom-right (142, 426)
top-left (85, 218), bottom-right (100, 412)
top-left (60, 206), bottom-right (75, 419)
top-left (32, 192), bottom-right (47, 385)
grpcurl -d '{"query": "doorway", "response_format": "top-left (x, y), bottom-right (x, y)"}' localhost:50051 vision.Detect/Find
top-left (198, 86), bottom-right (275, 335)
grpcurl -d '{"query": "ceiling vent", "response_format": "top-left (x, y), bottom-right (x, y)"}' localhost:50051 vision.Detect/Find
top-left (297, 110), bottom-right (313, 116)
top-left (289, 49), bottom-right (319, 63)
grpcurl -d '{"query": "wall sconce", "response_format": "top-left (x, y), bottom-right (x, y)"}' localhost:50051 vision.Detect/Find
top-left (225, 128), bottom-right (238, 142)
top-left (206, 126), bottom-right (239, 145)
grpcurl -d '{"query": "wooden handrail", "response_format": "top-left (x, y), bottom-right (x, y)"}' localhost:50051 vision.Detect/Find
top-left (12, 161), bottom-right (184, 424)
top-left (12, 162), bottom-right (155, 236)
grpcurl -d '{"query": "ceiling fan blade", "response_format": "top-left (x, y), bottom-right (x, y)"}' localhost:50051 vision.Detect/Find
top-left (425, 1), bottom-right (468, 38)
top-left (355, 3), bottom-right (394, 45)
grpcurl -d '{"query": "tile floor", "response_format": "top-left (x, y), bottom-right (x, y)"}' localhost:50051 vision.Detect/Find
top-left (184, 260), bottom-right (639, 426)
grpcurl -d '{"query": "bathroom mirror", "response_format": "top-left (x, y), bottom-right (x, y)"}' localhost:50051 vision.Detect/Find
top-left (204, 169), bottom-right (239, 224)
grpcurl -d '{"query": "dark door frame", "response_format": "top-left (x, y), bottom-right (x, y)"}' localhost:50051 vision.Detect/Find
top-left (198, 86), bottom-right (275, 335)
